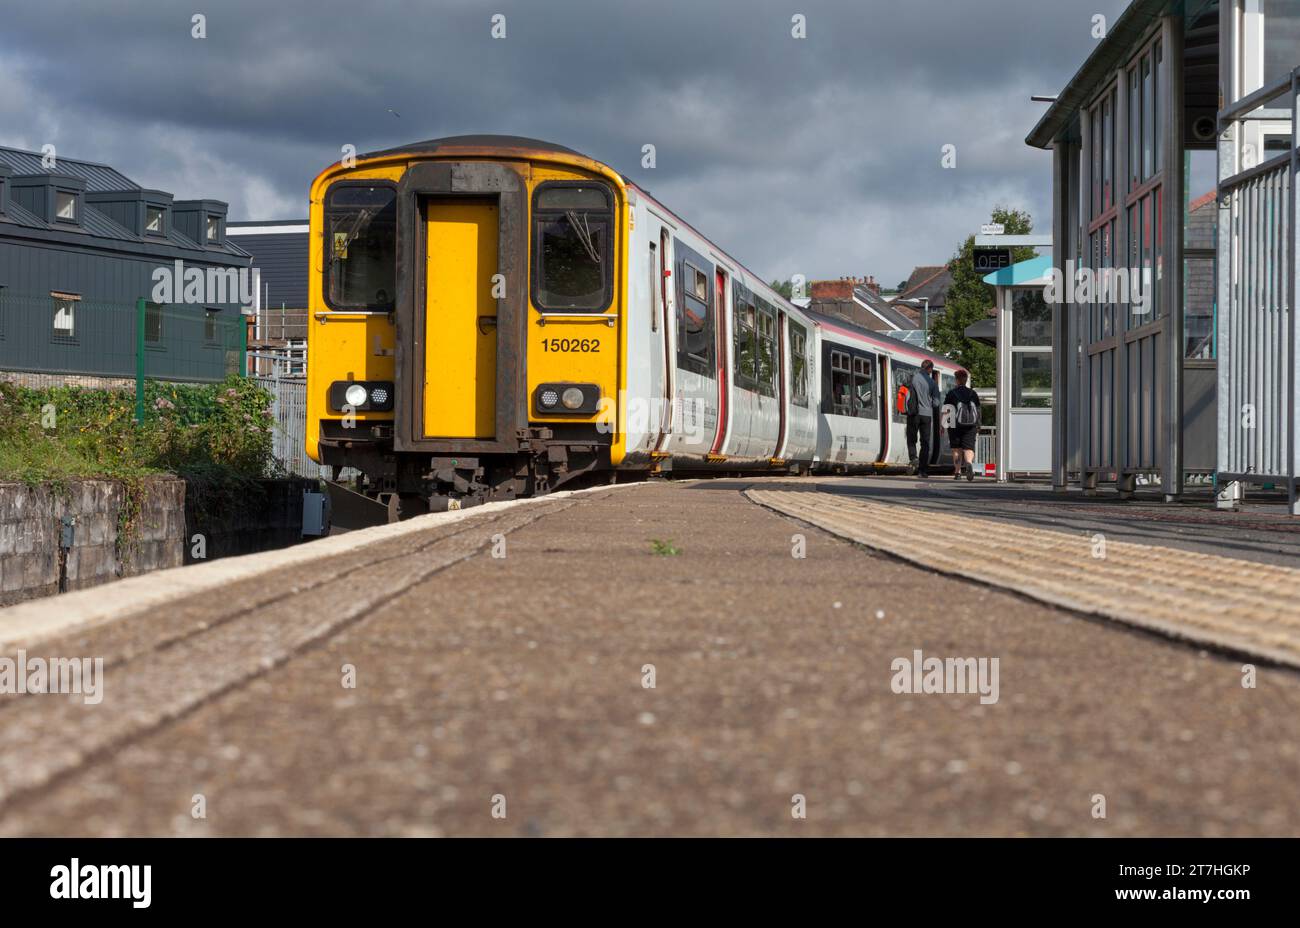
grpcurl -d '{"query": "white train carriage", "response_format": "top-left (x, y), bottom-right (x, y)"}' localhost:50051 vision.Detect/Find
top-left (619, 183), bottom-right (961, 476)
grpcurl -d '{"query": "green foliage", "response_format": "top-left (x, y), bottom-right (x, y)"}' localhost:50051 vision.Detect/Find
top-left (650, 539), bottom-right (681, 556)
top-left (769, 279), bottom-right (795, 300)
top-left (0, 375), bottom-right (278, 485)
top-left (928, 206), bottom-right (1037, 389)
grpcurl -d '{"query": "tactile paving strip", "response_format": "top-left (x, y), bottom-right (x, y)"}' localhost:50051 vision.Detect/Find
top-left (747, 488), bottom-right (1300, 668)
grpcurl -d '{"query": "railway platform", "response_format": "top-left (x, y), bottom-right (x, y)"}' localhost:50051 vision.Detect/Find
top-left (1, 476), bottom-right (1298, 836)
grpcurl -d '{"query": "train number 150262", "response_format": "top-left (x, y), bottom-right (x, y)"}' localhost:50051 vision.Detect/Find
top-left (541, 338), bottom-right (601, 353)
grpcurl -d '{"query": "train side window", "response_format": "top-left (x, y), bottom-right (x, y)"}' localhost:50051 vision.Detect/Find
top-left (756, 303), bottom-right (777, 398)
top-left (891, 362), bottom-right (917, 423)
top-left (648, 241), bottom-right (658, 332)
top-left (733, 296), bottom-right (757, 387)
top-left (789, 321), bottom-right (809, 407)
top-left (532, 181), bottom-right (614, 311)
top-left (853, 354), bottom-right (877, 418)
top-left (829, 349), bottom-right (853, 416)
top-left (675, 254), bottom-right (714, 376)
top-left (324, 184), bottom-right (397, 312)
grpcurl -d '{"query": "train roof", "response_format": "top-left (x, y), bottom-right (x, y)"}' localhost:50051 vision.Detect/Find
top-left (803, 306), bottom-right (961, 370)
top-left (362, 135), bottom-right (586, 161)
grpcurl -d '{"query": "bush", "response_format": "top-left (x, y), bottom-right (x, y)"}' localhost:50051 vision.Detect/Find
top-left (0, 375), bottom-right (279, 484)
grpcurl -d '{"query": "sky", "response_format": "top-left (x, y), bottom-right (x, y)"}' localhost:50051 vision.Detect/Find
top-left (0, 0), bottom-right (1132, 287)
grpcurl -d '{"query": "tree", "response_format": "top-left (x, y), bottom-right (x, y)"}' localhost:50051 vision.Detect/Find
top-left (769, 278), bottom-right (795, 300)
top-left (928, 206), bottom-right (1036, 388)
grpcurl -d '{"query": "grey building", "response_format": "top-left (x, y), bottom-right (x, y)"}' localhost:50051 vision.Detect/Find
top-left (0, 146), bottom-right (251, 385)
top-left (228, 220), bottom-right (309, 375)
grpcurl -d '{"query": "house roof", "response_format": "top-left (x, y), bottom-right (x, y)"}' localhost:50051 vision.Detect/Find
top-left (0, 144), bottom-right (248, 261)
top-left (853, 285), bottom-right (918, 329)
top-left (896, 264), bottom-right (953, 305)
top-left (0, 145), bottom-right (139, 192)
top-left (1026, 0), bottom-right (1219, 149)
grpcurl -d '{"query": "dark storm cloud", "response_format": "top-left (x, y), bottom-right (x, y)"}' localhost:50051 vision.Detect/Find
top-left (0, 0), bottom-right (1128, 283)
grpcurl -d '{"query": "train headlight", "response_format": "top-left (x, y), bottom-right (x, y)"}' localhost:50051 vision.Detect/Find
top-left (533, 383), bottom-right (599, 416)
top-left (344, 383), bottom-right (368, 407)
top-left (329, 380), bottom-right (395, 412)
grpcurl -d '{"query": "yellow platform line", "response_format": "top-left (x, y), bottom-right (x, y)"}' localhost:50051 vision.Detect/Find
top-left (746, 488), bottom-right (1300, 668)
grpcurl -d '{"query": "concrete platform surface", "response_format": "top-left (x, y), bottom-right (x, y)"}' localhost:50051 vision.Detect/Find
top-left (1, 478), bottom-right (1298, 836)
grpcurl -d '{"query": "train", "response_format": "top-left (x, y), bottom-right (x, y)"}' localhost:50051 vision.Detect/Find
top-left (305, 135), bottom-right (963, 514)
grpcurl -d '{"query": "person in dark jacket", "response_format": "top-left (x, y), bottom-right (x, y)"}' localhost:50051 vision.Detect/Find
top-left (944, 369), bottom-right (981, 481)
top-left (906, 360), bottom-right (942, 477)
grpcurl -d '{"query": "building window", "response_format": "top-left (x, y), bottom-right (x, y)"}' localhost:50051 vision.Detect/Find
top-left (206, 215), bottom-right (220, 242)
top-left (146, 206), bottom-right (165, 235)
top-left (204, 310), bottom-right (219, 343)
top-left (1011, 289), bottom-right (1052, 346)
top-left (146, 303), bottom-right (164, 343)
top-left (1012, 353), bottom-right (1052, 408)
top-left (55, 191), bottom-right (77, 222)
top-left (51, 292), bottom-right (80, 339)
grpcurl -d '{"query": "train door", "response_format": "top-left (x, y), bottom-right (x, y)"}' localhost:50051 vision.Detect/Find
top-left (710, 267), bottom-right (730, 456)
top-left (669, 241), bottom-right (718, 455)
top-left (422, 198), bottom-right (498, 439)
top-left (652, 226), bottom-right (674, 453)
top-left (877, 355), bottom-right (891, 462)
top-left (773, 309), bottom-right (789, 459)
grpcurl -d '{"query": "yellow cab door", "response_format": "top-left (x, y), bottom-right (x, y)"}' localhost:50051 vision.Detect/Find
top-left (423, 198), bottom-right (498, 438)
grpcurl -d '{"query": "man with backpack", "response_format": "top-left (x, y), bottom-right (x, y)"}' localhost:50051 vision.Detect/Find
top-left (906, 360), bottom-right (941, 477)
top-left (944, 369), bottom-right (981, 481)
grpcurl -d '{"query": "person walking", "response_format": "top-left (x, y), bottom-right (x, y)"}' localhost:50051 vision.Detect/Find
top-left (906, 360), bottom-right (941, 477)
top-left (944, 369), bottom-right (981, 481)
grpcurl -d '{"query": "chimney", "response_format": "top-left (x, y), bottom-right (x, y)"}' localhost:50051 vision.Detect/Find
top-left (865, 275), bottom-right (880, 294)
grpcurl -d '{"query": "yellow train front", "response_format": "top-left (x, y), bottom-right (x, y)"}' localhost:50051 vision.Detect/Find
top-left (305, 135), bottom-right (627, 513)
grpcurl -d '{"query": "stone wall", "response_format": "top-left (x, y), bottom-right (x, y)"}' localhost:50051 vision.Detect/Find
top-left (0, 477), bottom-right (313, 608)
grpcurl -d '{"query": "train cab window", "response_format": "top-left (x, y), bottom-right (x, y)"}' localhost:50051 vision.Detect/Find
top-left (828, 349), bottom-right (854, 416)
top-left (325, 184), bottom-right (397, 312)
top-left (789, 321), bottom-right (809, 407)
top-left (532, 182), bottom-right (614, 311)
top-left (734, 298), bottom-right (757, 387)
top-left (853, 355), bottom-right (877, 418)
top-left (674, 250), bottom-right (714, 376)
top-left (755, 305), bottom-right (777, 397)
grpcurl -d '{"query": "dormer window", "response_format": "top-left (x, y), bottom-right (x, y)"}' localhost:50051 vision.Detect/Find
top-left (146, 206), bottom-right (165, 235)
top-left (206, 215), bottom-right (220, 242)
top-left (55, 191), bottom-right (77, 222)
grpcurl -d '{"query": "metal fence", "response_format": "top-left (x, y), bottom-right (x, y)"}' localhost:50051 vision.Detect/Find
top-left (249, 354), bottom-right (325, 478)
top-left (0, 291), bottom-right (246, 408)
top-left (1216, 66), bottom-right (1298, 513)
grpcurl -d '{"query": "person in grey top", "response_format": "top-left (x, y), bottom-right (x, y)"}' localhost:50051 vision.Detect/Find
top-left (906, 359), bottom-right (942, 476)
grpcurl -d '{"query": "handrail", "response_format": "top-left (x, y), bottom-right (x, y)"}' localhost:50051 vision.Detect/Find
top-left (536, 312), bottom-right (617, 327)
top-left (1218, 66), bottom-right (1299, 125)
